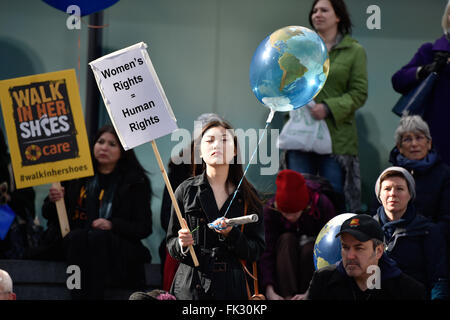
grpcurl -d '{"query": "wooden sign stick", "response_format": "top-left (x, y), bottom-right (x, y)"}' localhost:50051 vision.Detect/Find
top-left (151, 140), bottom-right (199, 267)
top-left (51, 182), bottom-right (70, 238)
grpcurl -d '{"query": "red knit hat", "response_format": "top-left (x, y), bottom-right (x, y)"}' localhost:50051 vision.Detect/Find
top-left (275, 169), bottom-right (310, 213)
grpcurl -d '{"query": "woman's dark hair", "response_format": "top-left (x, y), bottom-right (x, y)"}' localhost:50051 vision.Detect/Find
top-left (195, 120), bottom-right (261, 211)
top-left (309, 0), bottom-right (353, 35)
top-left (92, 125), bottom-right (148, 177)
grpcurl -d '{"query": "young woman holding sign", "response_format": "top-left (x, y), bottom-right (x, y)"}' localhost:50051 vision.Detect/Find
top-left (41, 125), bottom-right (153, 299)
top-left (166, 119), bottom-right (265, 300)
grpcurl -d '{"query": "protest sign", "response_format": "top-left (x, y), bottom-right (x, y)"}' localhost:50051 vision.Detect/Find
top-left (89, 42), bottom-right (177, 150)
top-left (90, 42), bottom-right (199, 266)
top-left (0, 69), bottom-right (94, 189)
top-left (0, 69), bottom-right (94, 236)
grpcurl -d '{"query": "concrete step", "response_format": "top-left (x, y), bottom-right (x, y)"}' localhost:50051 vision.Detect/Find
top-left (0, 259), bottom-right (162, 300)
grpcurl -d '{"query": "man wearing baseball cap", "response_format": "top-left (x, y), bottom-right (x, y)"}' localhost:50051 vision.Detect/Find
top-left (306, 214), bottom-right (426, 300)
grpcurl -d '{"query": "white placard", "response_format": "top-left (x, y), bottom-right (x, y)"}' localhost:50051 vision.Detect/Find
top-left (89, 42), bottom-right (177, 150)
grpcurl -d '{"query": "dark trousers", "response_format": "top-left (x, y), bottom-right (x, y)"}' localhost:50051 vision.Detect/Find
top-left (275, 232), bottom-right (315, 298)
top-left (64, 228), bottom-right (112, 300)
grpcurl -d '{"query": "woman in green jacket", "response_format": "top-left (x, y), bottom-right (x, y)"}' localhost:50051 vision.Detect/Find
top-left (284, 0), bottom-right (368, 213)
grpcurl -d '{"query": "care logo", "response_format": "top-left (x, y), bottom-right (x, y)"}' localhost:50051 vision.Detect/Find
top-left (24, 144), bottom-right (42, 161)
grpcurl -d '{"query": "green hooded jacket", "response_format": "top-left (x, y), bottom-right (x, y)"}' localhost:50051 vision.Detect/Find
top-left (316, 34), bottom-right (368, 156)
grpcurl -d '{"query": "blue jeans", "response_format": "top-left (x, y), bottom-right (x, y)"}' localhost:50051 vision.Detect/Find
top-left (286, 150), bottom-right (344, 195)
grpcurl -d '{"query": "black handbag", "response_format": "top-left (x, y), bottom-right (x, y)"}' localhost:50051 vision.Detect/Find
top-left (392, 72), bottom-right (437, 117)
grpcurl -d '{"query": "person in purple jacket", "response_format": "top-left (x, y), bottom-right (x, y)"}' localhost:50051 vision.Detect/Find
top-left (260, 169), bottom-right (336, 300)
top-left (391, 1), bottom-right (450, 166)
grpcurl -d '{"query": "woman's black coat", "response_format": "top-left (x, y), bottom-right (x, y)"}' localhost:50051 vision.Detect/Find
top-left (42, 169), bottom-right (152, 288)
top-left (166, 172), bottom-right (265, 300)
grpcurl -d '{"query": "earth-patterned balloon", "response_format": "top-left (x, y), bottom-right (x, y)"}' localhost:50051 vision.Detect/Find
top-left (250, 26), bottom-right (329, 112)
top-left (313, 213), bottom-right (356, 270)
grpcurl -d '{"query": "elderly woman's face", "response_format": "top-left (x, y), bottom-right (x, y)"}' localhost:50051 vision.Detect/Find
top-left (398, 131), bottom-right (431, 160)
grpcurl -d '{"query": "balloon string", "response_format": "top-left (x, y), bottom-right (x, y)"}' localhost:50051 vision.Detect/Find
top-left (223, 109), bottom-right (275, 217)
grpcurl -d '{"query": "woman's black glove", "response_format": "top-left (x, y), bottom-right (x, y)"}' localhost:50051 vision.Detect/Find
top-left (418, 51), bottom-right (449, 80)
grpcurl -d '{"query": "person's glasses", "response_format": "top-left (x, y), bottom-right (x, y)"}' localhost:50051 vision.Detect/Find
top-left (401, 135), bottom-right (428, 145)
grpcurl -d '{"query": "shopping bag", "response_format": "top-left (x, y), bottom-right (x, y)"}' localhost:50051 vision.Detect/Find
top-left (277, 102), bottom-right (332, 154)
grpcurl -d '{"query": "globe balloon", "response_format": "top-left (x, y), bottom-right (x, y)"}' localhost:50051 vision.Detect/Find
top-left (250, 25), bottom-right (329, 112)
top-left (313, 213), bottom-right (356, 270)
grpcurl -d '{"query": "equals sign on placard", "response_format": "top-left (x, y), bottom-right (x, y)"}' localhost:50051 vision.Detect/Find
top-left (131, 93), bottom-right (136, 98)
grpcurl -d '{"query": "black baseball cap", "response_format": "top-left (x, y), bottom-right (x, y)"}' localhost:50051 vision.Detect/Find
top-left (335, 214), bottom-right (384, 242)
